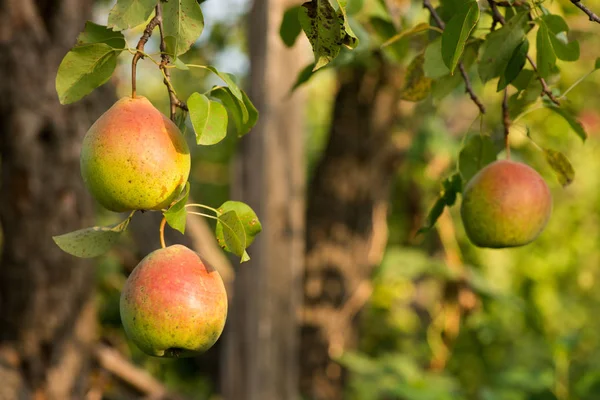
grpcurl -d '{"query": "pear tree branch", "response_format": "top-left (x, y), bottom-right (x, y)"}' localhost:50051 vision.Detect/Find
top-left (487, 0), bottom-right (561, 105)
top-left (155, 3), bottom-right (188, 120)
top-left (131, 16), bottom-right (160, 98)
top-left (570, 0), bottom-right (600, 24)
top-left (423, 0), bottom-right (486, 114)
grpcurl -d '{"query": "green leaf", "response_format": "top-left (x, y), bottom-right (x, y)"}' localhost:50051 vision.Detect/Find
top-left (544, 103), bottom-right (587, 141)
top-left (217, 210), bottom-right (249, 262)
top-left (382, 23), bottom-right (431, 48)
top-left (174, 58), bottom-right (189, 70)
top-left (56, 44), bottom-right (120, 105)
top-left (441, 1), bottom-right (479, 74)
top-left (541, 15), bottom-right (579, 62)
top-left (204, 66), bottom-right (247, 121)
top-left (163, 0), bottom-right (204, 56)
top-left (216, 201), bottom-right (262, 248)
top-left (595, 58), bottom-right (600, 70)
top-left (424, 38), bottom-right (449, 78)
top-left (77, 21), bottom-right (126, 49)
top-left (478, 11), bottom-right (528, 83)
top-left (543, 148), bottom-right (574, 186)
top-left (418, 173), bottom-right (463, 234)
top-left (401, 53), bottom-right (432, 102)
top-left (498, 38), bottom-right (529, 91)
top-left (291, 63), bottom-right (317, 92)
top-left (299, 0), bottom-right (345, 70)
top-left (53, 214), bottom-right (134, 258)
top-left (163, 182), bottom-right (190, 234)
top-left (107, 0), bottom-right (157, 31)
top-left (458, 135), bottom-right (497, 182)
top-left (536, 21), bottom-right (556, 79)
top-left (188, 92), bottom-right (228, 145)
top-left (280, 6), bottom-right (303, 47)
top-left (334, 0), bottom-right (359, 49)
top-left (210, 87), bottom-right (258, 137)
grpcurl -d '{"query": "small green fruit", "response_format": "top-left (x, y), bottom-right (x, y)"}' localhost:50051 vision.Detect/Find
top-left (81, 96), bottom-right (190, 212)
top-left (460, 160), bottom-right (552, 248)
top-left (120, 245), bottom-right (228, 358)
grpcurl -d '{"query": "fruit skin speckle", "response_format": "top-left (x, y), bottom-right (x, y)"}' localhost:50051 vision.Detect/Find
top-left (120, 245), bottom-right (228, 358)
top-left (81, 96), bottom-right (190, 212)
top-left (460, 160), bottom-right (552, 248)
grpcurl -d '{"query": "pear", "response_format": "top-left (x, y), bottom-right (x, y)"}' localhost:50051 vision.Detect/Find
top-left (81, 96), bottom-right (190, 212)
top-left (120, 245), bottom-right (228, 358)
top-left (460, 160), bottom-right (552, 248)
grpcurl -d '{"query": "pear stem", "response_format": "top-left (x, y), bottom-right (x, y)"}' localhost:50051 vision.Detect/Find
top-left (131, 14), bottom-right (161, 98)
top-left (159, 217), bottom-right (167, 249)
top-left (502, 88), bottom-right (511, 159)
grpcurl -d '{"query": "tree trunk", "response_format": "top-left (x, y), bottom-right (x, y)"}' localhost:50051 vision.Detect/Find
top-left (0, 1), bottom-right (113, 398)
top-left (221, 0), bottom-right (307, 399)
top-left (300, 60), bottom-right (403, 400)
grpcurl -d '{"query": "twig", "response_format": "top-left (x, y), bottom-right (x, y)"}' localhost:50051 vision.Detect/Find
top-left (570, 0), bottom-right (600, 24)
top-left (155, 3), bottom-right (188, 120)
top-left (423, 0), bottom-right (486, 114)
top-left (131, 16), bottom-right (161, 98)
top-left (159, 217), bottom-right (167, 249)
top-left (94, 344), bottom-right (181, 399)
top-left (502, 88), bottom-right (511, 158)
top-left (487, 0), bottom-right (561, 105)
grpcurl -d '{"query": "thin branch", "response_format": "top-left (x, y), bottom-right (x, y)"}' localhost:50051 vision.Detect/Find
top-left (502, 88), bottom-right (511, 159)
top-left (94, 344), bottom-right (183, 399)
top-left (570, 0), bottom-right (600, 24)
top-left (155, 3), bottom-right (188, 120)
top-left (131, 16), bottom-right (161, 98)
top-left (487, 0), bottom-right (560, 105)
top-left (423, 0), bottom-right (486, 114)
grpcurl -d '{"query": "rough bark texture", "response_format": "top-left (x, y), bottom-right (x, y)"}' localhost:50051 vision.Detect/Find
top-left (221, 0), bottom-right (307, 399)
top-left (0, 1), bottom-right (113, 398)
top-left (300, 60), bottom-right (403, 400)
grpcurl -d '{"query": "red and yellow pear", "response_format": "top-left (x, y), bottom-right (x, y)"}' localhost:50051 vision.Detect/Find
top-left (120, 245), bottom-right (228, 358)
top-left (460, 160), bottom-right (552, 248)
top-left (80, 96), bottom-right (190, 212)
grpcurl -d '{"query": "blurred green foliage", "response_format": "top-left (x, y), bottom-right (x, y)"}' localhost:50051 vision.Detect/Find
top-left (89, 0), bottom-right (600, 398)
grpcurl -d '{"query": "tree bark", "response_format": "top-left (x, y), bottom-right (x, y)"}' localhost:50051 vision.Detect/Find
top-left (0, 1), bottom-right (113, 398)
top-left (220, 0), bottom-right (307, 399)
top-left (300, 60), bottom-right (403, 400)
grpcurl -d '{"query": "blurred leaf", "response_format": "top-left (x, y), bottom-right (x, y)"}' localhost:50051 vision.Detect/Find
top-left (174, 58), bottom-right (189, 70)
top-left (217, 210), bottom-right (250, 262)
top-left (188, 92), bottom-right (228, 145)
top-left (53, 213), bottom-right (134, 258)
top-left (290, 63), bottom-right (317, 92)
top-left (401, 54), bottom-right (432, 101)
top-left (543, 148), bottom-right (574, 186)
top-left (56, 44), bottom-right (120, 105)
top-left (441, 1), bottom-right (479, 73)
top-left (459, 135), bottom-right (497, 182)
top-left (542, 15), bottom-right (579, 62)
top-left (418, 173), bottom-right (462, 234)
top-left (595, 57), bottom-right (600, 70)
top-left (382, 23), bottom-right (431, 48)
top-left (164, 182), bottom-right (190, 234)
top-left (299, 0), bottom-right (344, 70)
top-left (479, 12), bottom-right (528, 82)
top-left (216, 201), bottom-right (262, 248)
top-left (280, 6), bottom-right (303, 47)
top-left (162, 0), bottom-right (204, 57)
top-left (511, 68), bottom-right (535, 91)
top-left (107, 0), bottom-right (156, 31)
top-left (536, 21), bottom-right (556, 79)
top-left (424, 38), bottom-right (449, 79)
top-left (498, 38), bottom-right (529, 91)
top-left (544, 103), bottom-right (587, 141)
top-left (77, 21), bottom-right (126, 49)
